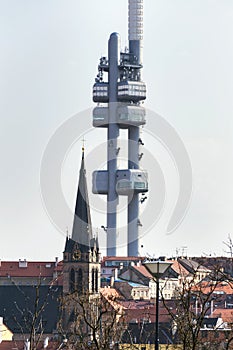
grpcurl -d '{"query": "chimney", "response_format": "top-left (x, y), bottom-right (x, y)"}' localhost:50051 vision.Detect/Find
top-left (110, 276), bottom-right (115, 287)
top-left (19, 259), bottom-right (27, 268)
top-left (114, 268), bottom-right (118, 280)
top-left (159, 256), bottom-right (166, 262)
top-left (110, 268), bottom-right (118, 287)
top-left (210, 300), bottom-right (214, 315)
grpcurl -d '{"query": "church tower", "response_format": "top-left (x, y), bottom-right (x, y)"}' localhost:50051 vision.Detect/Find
top-left (63, 147), bottom-right (100, 296)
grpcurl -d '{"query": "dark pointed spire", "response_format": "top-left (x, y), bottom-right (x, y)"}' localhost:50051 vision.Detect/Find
top-left (72, 146), bottom-right (92, 251)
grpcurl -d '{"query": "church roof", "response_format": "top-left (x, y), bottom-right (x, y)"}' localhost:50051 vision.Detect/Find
top-left (0, 286), bottom-right (62, 334)
top-left (64, 237), bottom-right (76, 253)
top-left (71, 148), bottom-right (93, 252)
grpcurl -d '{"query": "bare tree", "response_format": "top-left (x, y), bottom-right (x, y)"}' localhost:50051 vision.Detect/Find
top-left (7, 274), bottom-right (61, 350)
top-left (162, 264), bottom-right (232, 350)
top-left (58, 290), bottom-right (125, 349)
top-left (223, 235), bottom-right (233, 259)
top-left (223, 235), bottom-right (233, 277)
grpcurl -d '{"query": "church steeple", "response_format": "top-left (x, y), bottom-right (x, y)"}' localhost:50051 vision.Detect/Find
top-left (71, 146), bottom-right (92, 251)
top-left (63, 146), bottom-right (100, 298)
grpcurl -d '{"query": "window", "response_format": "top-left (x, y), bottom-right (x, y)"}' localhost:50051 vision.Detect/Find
top-left (77, 268), bottom-right (83, 294)
top-left (92, 268), bottom-right (95, 292)
top-left (95, 269), bottom-right (98, 292)
top-left (70, 268), bottom-right (75, 293)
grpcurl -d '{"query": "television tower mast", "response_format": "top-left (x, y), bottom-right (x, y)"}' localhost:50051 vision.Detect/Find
top-left (92, 0), bottom-right (148, 256)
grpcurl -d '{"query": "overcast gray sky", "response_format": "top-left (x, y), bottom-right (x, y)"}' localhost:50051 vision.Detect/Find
top-left (0, 0), bottom-right (233, 260)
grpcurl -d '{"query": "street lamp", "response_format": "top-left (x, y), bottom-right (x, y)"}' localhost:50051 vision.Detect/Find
top-left (144, 259), bottom-right (172, 350)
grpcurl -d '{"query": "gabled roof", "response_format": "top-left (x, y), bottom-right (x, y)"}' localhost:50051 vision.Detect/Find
top-left (132, 265), bottom-right (153, 279)
top-left (126, 262), bottom-right (179, 281)
top-left (71, 148), bottom-right (93, 251)
top-left (170, 260), bottom-right (191, 277)
top-left (212, 308), bottom-right (233, 323)
top-left (0, 261), bottom-right (61, 278)
top-left (178, 258), bottom-right (210, 274)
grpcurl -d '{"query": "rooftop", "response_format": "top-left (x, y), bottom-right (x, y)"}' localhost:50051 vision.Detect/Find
top-left (132, 265), bottom-right (153, 279)
top-left (0, 260), bottom-right (62, 278)
top-left (212, 308), bottom-right (233, 323)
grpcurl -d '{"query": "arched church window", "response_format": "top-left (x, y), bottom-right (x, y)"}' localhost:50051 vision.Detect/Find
top-left (92, 268), bottom-right (95, 293)
top-left (95, 269), bottom-right (98, 292)
top-left (77, 268), bottom-right (83, 294)
top-left (70, 268), bottom-right (75, 293)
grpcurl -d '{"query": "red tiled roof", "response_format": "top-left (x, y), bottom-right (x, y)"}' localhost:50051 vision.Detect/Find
top-left (132, 265), bottom-right (153, 279)
top-left (100, 288), bottom-right (171, 322)
top-left (193, 281), bottom-right (233, 295)
top-left (0, 261), bottom-right (62, 278)
top-left (120, 300), bottom-right (171, 323)
top-left (54, 261), bottom-right (63, 272)
top-left (170, 260), bottom-right (190, 276)
top-left (100, 287), bottom-right (124, 299)
top-left (212, 308), bottom-right (233, 323)
top-left (100, 287), bottom-right (125, 313)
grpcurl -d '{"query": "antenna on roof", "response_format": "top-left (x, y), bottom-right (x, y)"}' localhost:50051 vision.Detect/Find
top-left (181, 246), bottom-right (188, 257)
top-left (81, 136), bottom-right (86, 153)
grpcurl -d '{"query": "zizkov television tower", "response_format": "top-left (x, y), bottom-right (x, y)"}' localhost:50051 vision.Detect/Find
top-left (92, 0), bottom-right (148, 256)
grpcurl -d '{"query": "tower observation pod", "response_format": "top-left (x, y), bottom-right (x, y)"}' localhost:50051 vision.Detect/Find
top-left (92, 0), bottom-right (148, 256)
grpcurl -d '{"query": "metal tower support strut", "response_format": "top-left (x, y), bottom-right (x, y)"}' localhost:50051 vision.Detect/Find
top-left (107, 33), bottom-right (120, 256)
top-left (127, 0), bottom-right (144, 256)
